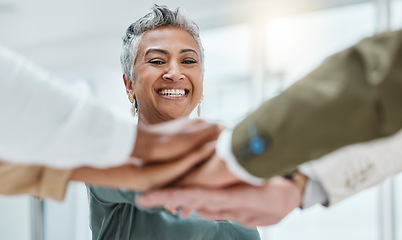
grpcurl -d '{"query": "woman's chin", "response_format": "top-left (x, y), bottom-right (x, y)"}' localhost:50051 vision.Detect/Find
top-left (161, 110), bottom-right (192, 121)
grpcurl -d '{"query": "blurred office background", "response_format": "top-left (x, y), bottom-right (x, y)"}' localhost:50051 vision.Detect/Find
top-left (0, 0), bottom-right (402, 239)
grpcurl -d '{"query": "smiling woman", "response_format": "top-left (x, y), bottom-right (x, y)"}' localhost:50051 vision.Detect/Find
top-left (124, 26), bottom-right (203, 123)
top-left (87, 5), bottom-right (260, 240)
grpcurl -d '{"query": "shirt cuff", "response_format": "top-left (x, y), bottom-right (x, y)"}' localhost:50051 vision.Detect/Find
top-left (216, 129), bottom-right (265, 186)
top-left (298, 163), bottom-right (329, 208)
top-left (39, 168), bottom-right (73, 202)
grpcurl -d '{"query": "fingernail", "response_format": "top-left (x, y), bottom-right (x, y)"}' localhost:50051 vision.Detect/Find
top-left (165, 205), bottom-right (178, 215)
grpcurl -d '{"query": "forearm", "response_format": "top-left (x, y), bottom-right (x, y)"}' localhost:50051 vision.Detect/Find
top-left (70, 165), bottom-right (140, 191)
top-left (232, 30), bottom-right (402, 179)
top-left (72, 153), bottom-right (209, 194)
top-left (0, 45), bottom-right (135, 168)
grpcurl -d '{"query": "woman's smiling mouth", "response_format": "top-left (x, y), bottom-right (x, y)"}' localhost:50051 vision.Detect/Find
top-left (157, 88), bottom-right (189, 97)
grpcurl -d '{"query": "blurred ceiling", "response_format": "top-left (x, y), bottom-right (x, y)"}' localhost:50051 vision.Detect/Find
top-left (0, 0), bottom-right (370, 74)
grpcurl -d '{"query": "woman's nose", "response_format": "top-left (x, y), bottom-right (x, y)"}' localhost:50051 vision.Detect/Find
top-left (162, 62), bottom-right (184, 81)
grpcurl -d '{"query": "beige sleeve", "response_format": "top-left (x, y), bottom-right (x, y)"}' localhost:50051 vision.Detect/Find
top-left (0, 162), bottom-right (72, 202)
top-left (310, 129), bottom-right (402, 206)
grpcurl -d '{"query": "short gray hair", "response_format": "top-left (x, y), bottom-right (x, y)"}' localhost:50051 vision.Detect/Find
top-left (120, 5), bottom-right (204, 82)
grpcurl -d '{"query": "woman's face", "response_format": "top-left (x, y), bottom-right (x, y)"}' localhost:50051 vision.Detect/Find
top-left (126, 26), bottom-right (203, 124)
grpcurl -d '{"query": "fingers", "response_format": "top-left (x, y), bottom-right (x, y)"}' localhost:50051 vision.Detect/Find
top-left (138, 187), bottom-right (284, 227)
top-left (180, 207), bottom-right (192, 218)
top-left (195, 208), bottom-right (281, 228)
top-left (136, 176), bottom-right (301, 228)
top-left (176, 154), bottom-right (241, 188)
top-left (136, 189), bottom-right (194, 208)
top-left (137, 186), bottom-right (235, 210)
top-left (195, 208), bottom-right (256, 227)
top-left (241, 215), bottom-right (283, 228)
top-left (137, 187), bottom-right (214, 208)
top-left (133, 118), bottom-right (223, 162)
top-left (135, 142), bottom-right (215, 191)
top-left (196, 208), bottom-right (240, 221)
top-left (164, 205), bottom-right (180, 215)
top-left (179, 119), bottom-right (224, 142)
top-left (163, 206), bottom-right (192, 218)
top-left (155, 119), bottom-right (221, 161)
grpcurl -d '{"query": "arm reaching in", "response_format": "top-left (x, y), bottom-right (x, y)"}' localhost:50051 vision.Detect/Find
top-left (0, 45), bottom-right (135, 168)
top-left (137, 176), bottom-right (304, 228)
top-left (0, 141), bottom-right (214, 201)
top-left (71, 141), bottom-right (216, 192)
top-left (132, 118), bottom-right (223, 163)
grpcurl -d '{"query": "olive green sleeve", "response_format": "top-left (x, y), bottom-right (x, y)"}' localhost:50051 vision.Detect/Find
top-left (232, 30), bottom-right (402, 179)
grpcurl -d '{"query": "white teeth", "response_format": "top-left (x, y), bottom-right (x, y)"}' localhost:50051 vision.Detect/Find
top-left (158, 89), bottom-right (186, 97)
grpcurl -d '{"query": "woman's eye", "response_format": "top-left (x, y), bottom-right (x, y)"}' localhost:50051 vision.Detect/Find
top-left (182, 59), bottom-right (197, 64)
top-left (149, 60), bottom-right (165, 65)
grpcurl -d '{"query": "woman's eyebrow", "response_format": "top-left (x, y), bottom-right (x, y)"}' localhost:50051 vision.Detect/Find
top-left (180, 49), bottom-right (198, 56)
top-left (145, 48), bottom-right (169, 56)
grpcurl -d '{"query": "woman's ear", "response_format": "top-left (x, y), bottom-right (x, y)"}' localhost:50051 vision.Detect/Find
top-left (123, 74), bottom-right (136, 105)
top-left (123, 74), bottom-right (134, 95)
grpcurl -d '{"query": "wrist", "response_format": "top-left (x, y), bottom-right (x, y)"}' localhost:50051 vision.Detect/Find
top-left (283, 170), bottom-right (308, 207)
top-left (291, 171), bottom-right (308, 195)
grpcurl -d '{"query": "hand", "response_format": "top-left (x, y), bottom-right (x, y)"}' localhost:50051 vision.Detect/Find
top-left (132, 118), bottom-right (223, 163)
top-left (136, 176), bottom-right (303, 227)
top-left (177, 153), bottom-right (242, 188)
top-left (70, 142), bottom-right (215, 191)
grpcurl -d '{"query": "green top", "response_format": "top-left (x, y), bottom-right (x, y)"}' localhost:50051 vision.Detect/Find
top-left (88, 186), bottom-right (260, 240)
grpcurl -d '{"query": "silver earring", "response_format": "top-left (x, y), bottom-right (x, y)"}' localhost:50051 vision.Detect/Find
top-left (128, 95), bottom-right (136, 117)
top-left (197, 96), bottom-right (204, 117)
top-left (130, 102), bottom-right (136, 117)
top-left (197, 102), bottom-right (202, 117)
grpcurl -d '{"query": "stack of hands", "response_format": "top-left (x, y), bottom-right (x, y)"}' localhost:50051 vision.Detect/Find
top-left (96, 118), bottom-right (305, 228)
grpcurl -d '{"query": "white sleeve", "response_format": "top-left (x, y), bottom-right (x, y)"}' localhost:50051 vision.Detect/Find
top-left (309, 129), bottom-right (402, 206)
top-left (298, 163), bottom-right (328, 208)
top-left (216, 129), bottom-right (265, 186)
top-left (0, 45), bottom-right (136, 169)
